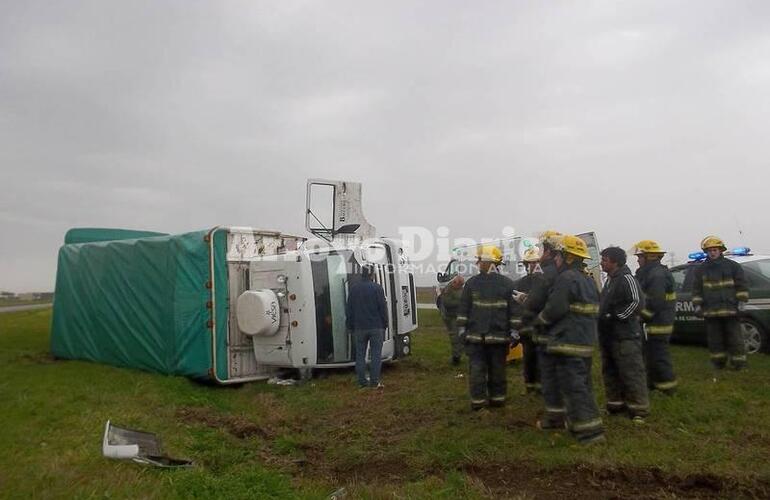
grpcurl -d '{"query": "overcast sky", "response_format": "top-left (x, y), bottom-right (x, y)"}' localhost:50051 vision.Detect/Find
top-left (2, 1), bottom-right (770, 291)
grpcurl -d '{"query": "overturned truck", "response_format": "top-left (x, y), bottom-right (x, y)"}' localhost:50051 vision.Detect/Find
top-left (50, 180), bottom-right (418, 384)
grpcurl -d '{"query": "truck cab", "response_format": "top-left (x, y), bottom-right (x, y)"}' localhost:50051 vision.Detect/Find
top-left (227, 180), bottom-right (417, 377)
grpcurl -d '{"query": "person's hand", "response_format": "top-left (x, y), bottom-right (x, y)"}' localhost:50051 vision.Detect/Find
top-left (458, 327), bottom-right (467, 343)
top-left (694, 306), bottom-right (704, 318)
top-left (509, 330), bottom-right (521, 348)
top-left (513, 291), bottom-right (528, 305)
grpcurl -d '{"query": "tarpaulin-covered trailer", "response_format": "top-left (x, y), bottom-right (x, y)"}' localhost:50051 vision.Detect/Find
top-left (51, 227), bottom-right (304, 383)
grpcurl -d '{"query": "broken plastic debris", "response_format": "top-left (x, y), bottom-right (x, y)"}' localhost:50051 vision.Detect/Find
top-left (267, 377), bottom-right (298, 385)
top-left (328, 486), bottom-right (347, 499)
top-left (102, 420), bottom-right (193, 468)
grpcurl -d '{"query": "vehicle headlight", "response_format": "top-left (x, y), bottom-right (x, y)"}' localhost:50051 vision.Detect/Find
top-left (402, 345), bottom-right (410, 355)
top-left (402, 335), bottom-right (410, 344)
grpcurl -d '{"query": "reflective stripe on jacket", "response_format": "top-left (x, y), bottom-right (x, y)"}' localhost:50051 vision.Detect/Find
top-left (635, 261), bottom-right (676, 335)
top-left (457, 271), bottom-right (516, 344)
top-left (692, 257), bottom-right (749, 318)
top-left (536, 261), bottom-right (599, 357)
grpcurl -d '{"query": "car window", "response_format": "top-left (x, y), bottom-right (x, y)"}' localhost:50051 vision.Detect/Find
top-left (681, 266), bottom-right (698, 292)
top-left (671, 267), bottom-right (688, 292)
top-left (743, 259), bottom-right (770, 282)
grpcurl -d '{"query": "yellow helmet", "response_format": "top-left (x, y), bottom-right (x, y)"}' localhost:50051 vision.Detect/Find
top-left (539, 230), bottom-right (563, 249)
top-left (477, 245), bottom-right (503, 263)
top-left (558, 234), bottom-right (591, 260)
top-left (631, 240), bottom-right (666, 255)
top-left (700, 235), bottom-right (726, 251)
top-left (522, 246), bottom-right (543, 263)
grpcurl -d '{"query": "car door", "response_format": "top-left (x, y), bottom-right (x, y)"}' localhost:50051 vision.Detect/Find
top-left (671, 264), bottom-right (706, 345)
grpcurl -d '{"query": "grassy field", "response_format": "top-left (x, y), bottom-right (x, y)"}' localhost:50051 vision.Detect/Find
top-left (1, 308), bottom-right (770, 499)
top-left (416, 287), bottom-right (436, 305)
top-left (0, 297), bottom-right (52, 307)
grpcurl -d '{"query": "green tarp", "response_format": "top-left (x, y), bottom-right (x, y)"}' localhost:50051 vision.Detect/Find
top-left (51, 228), bottom-right (229, 380)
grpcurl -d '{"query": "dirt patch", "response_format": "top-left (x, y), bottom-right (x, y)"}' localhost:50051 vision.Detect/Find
top-left (17, 353), bottom-right (57, 364)
top-left (292, 454), bottom-right (770, 499)
top-left (463, 463), bottom-right (770, 499)
top-left (176, 406), bottom-right (271, 439)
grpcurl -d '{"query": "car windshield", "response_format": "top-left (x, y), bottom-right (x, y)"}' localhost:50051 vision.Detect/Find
top-left (743, 258), bottom-right (770, 281)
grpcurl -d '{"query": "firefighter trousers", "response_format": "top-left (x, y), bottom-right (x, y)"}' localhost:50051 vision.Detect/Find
top-left (521, 336), bottom-right (541, 393)
top-left (643, 334), bottom-right (677, 393)
top-left (538, 349), bottom-right (604, 442)
top-left (706, 317), bottom-right (747, 369)
top-left (466, 343), bottom-right (508, 408)
top-left (600, 337), bottom-right (650, 418)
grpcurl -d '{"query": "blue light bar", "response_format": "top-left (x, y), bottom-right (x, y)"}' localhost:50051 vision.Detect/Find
top-left (688, 251), bottom-right (707, 261)
top-left (729, 247), bottom-right (751, 256)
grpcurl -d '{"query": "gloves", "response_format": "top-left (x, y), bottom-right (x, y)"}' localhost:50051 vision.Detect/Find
top-left (694, 306), bottom-right (704, 318)
top-left (458, 327), bottom-right (467, 344)
top-left (513, 291), bottom-right (528, 305)
top-left (509, 330), bottom-right (521, 348)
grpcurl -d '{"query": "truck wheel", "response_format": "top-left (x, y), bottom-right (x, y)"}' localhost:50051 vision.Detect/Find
top-left (740, 319), bottom-right (767, 354)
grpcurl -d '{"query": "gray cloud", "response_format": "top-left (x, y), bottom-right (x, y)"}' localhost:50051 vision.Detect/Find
top-left (2, 1), bottom-right (770, 290)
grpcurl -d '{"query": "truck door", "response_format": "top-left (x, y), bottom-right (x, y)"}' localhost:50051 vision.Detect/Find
top-left (312, 251), bottom-right (355, 364)
top-left (366, 244), bottom-right (395, 360)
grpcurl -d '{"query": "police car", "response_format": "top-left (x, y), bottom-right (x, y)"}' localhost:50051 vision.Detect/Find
top-left (671, 247), bottom-right (770, 354)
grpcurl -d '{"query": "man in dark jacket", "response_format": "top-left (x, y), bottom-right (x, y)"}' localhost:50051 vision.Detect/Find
top-left (693, 236), bottom-right (750, 370)
top-left (632, 240), bottom-right (678, 394)
top-left (599, 246), bottom-right (650, 422)
top-left (346, 264), bottom-right (389, 388)
top-left (533, 235), bottom-right (604, 444)
top-left (457, 245), bottom-right (517, 410)
top-left (519, 231), bottom-right (565, 423)
top-left (512, 245), bottom-right (544, 394)
top-left (438, 275), bottom-right (465, 366)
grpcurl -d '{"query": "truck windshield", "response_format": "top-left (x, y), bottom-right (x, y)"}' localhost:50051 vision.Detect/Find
top-left (311, 251), bottom-right (357, 364)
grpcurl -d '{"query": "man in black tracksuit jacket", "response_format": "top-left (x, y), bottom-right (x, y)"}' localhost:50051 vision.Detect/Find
top-left (693, 237), bottom-right (750, 370)
top-left (635, 252), bottom-right (678, 393)
top-left (599, 247), bottom-right (650, 420)
top-left (456, 246), bottom-right (517, 410)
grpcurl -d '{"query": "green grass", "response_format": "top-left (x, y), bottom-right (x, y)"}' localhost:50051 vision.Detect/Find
top-left (0, 297), bottom-right (52, 307)
top-left (1, 308), bottom-right (769, 498)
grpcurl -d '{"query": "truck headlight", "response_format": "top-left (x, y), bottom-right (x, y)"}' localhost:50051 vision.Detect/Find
top-left (402, 335), bottom-right (410, 344)
top-left (402, 345), bottom-right (410, 355)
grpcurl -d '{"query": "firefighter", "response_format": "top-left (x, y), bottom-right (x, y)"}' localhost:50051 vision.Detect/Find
top-left (533, 235), bottom-right (605, 444)
top-left (438, 275), bottom-right (465, 366)
top-left (632, 240), bottom-right (678, 394)
top-left (520, 231), bottom-right (564, 424)
top-left (512, 245), bottom-right (543, 394)
top-left (598, 246), bottom-right (650, 423)
top-left (692, 236), bottom-right (750, 371)
top-left (456, 245), bottom-right (517, 410)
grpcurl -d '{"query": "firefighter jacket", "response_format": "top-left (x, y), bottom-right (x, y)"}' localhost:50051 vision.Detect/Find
top-left (456, 271), bottom-right (516, 344)
top-left (599, 265), bottom-right (645, 341)
top-left (439, 285), bottom-right (462, 320)
top-left (521, 260), bottom-right (558, 343)
top-left (635, 261), bottom-right (676, 335)
top-left (534, 261), bottom-right (599, 357)
top-left (692, 256), bottom-right (749, 318)
top-left (511, 272), bottom-right (542, 333)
